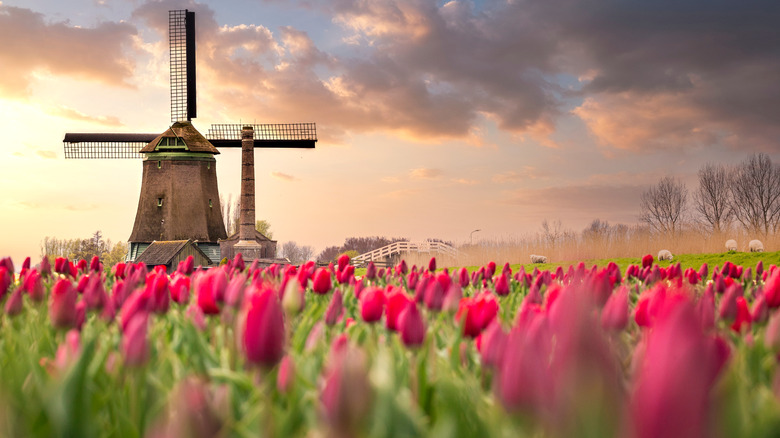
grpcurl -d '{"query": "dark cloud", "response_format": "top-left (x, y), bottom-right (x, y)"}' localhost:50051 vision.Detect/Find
top-left (0, 4), bottom-right (137, 98)
top-left (535, 0), bottom-right (780, 150)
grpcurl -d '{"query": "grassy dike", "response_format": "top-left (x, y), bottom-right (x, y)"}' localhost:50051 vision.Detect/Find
top-left (355, 250), bottom-right (780, 277)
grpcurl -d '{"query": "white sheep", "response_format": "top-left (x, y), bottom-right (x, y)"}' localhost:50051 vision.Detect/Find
top-left (657, 249), bottom-right (673, 261)
top-left (749, 239), bottom-right (764, 252)
top-left (725, 239), bottom-right (737, 251)
top-left (530, 254), bottom-right (548, 264)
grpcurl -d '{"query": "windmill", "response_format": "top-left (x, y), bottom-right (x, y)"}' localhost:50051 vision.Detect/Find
top-left (63, 10), bottom-right (317, 264)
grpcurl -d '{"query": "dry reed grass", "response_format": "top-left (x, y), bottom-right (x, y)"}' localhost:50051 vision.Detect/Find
top-left (403, 228), bottom-right (780, 269)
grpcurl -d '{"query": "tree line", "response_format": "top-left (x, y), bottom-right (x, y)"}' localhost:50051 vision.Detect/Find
top-left (40, 230), bottom-right (127, 267)
top-left (640, 153), bottom-right (780, 237)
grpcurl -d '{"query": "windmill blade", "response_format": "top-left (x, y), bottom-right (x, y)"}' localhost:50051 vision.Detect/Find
top-left (206, 123), bottom-right (317, 148)
top-left (63, 133), bottom-right (156, 159)
top-left (169, 10), bottom-right (196, 123)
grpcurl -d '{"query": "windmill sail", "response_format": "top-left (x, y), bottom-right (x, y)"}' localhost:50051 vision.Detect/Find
top-left (169, 10), bottom-right (196, 123)
top-left (206, 123), bottom-right (317, 148)
top-left (63, 133), bottom-right (157, 159)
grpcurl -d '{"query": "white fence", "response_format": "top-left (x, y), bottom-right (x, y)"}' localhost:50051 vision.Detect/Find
top-left (351, 241), bottom-right (458, 266)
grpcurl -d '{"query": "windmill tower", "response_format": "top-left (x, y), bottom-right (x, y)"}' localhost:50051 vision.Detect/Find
top-left (63, 10), bottom-right (317, 264)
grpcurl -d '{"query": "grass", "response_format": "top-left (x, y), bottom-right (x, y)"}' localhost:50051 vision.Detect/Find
top-left (355, 250), bottom-right (780, 278)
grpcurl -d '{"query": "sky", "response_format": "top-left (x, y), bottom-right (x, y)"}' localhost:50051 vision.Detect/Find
top-left (0, 0), bottom-right (778, 263)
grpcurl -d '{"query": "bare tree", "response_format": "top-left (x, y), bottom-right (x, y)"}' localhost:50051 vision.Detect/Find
top-left (281, 241), bottom-right (314, 264)
top-left (730, 153), bottom-right (780, 235)
top-left (639, 176), bottom-right (688, 235)
top-left (692, 163), bottom-right (733, 234)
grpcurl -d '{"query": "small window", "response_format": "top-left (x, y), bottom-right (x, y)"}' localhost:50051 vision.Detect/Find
top-left (157, 198), bottom-right (163, 207)
top-left (157, 161), bottom-right (162, 169)
top-left (209, 199), bottom-right (213, 208)
top-left (207, 162), bottom-right (211, 170)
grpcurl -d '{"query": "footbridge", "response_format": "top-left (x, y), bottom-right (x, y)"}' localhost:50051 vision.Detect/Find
top-left (351, 241), bottom-right (458, 267)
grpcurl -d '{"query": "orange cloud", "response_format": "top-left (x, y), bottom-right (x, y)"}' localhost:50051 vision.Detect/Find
top-left (0, 4), bottom-right (137, 98)
top-left (271, 171), bottom-right (299, 182)
top-left (409, 168), bottom-right (443, 180)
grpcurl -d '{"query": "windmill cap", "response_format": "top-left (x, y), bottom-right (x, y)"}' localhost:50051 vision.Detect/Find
top-left (140, 121), bottom-right (219, 154)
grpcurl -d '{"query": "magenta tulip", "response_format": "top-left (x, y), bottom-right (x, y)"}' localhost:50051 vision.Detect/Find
top-left (243, 289), bottom-right (285, 367)
top-left (398, 302), bottom-right (425, 347)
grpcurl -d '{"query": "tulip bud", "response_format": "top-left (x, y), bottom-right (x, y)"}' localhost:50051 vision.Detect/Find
top-left (4, 288), bottom-right (23, 316)
top-left (122, 313), bottom-right (149, 366)
top-left (601, 286), bottom-right (629, 331)
top-left (242, 289), bottom-right (285, 367)
top-left (50, 278), bottom-right (78, 329)
top-left (282, 280), bottom-right (304, 316)
top-left (23, 269), bottom-right (45, 302)
top-left (324, 289), bottom-right (344, 325)
top-left (359, 287), bottom-right (385, 323)
top-left (312, 268), bottom-right (332, 295)
top-left (398, 302), bottom-right (425, 348)
top-left (277, 356), bottom-right (295, 394)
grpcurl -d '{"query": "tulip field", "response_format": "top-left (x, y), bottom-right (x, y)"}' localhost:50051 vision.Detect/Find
top-left (2, 253), bottom-right (780, 437)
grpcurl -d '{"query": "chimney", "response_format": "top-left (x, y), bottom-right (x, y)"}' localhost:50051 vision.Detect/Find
top-left (239, 126), bottom-right (256, 242)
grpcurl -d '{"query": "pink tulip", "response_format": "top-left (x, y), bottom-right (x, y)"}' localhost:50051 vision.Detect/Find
top-left (398, 302), bottom-right (425, 348)
top-left (365, 262), bottom-right (377, 280)
top-left (456, 293), bottom-right (498, 338)
top-left (277, 355), bottom-right (295, 393)
top-left (428, 257), bottom-right (436, 273)
top-left (50, 278), bottom-right (78, 329)
top-left (731, 296), bottom-right (751, 333)
top-left (320, 347), bottom-right (372, 436)
top-left (23, 269), bottom-right (45, 302)
top-left (40, 256), bottom-right (52, 278)
top-left (170, 274), bottom-right (192, 304)
top-left (312, 268), bottom-right (332, 294)
top-left (196, 274), bottom-right (221, 315)
top-left (601, 286), bottom-right (629, 331)
top-left (242, 288), bottom-right (285, 367)
top-left (458, 267), bottom-right (470, 288)
top-left (641, 254), bottom-right (653, 269)
top-left (360, 287), bottom-right (385, 323)
top-left (486, 261), bottom-right (497, 278)
top-left (324, 289), bottom-right (344, 325)
top-left (385, 291), bottom-right (412, 331)
top-left (83, 273), bottom-right (108, 310)
top-left (765, 271), bottom-right (780, 308)
top-left (337, 254), bottom-right (350, 273)
top-left (89, 255), bottom-right (101, 273)
top-left (494, 273), bottom-right (510, 296)
top-left (478, 320), bottom-right (507, 368)
top-left (5, 288), bottom-right (23, 316)
top-left (122, 313), bottom-right (149, 366)
top-left (0, 267), bottom-right (10, 300)
top-left (751, 294), bottom-right (768, 324)
top-left (423, 279), bottom-right (445, 311)
top-left (120, 290), bottom-right (151, 332)
top-left (631, 296), bottom-right (725, 438)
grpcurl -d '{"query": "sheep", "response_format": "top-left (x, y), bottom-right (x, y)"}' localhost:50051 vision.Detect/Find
top-left (657, 249), bottom-right (673, 261)
top-left (749, 239), bottom-right (764, 252)
top-left (725, 239), bottom-right (737, 251)
top-left (530, 254), bottom-right (548, 264)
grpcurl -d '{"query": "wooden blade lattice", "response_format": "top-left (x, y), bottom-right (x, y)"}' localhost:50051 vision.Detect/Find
top-left (170, 10), bottom-right (196, 123)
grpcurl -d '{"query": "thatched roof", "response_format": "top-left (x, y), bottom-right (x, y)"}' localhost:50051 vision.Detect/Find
top-left (139, 121), bottom-right (219, 154)
top-left (135, 240), bottom-right (210, 266)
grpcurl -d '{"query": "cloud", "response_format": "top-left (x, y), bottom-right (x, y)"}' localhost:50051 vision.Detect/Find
top-left (35, 150), bottom-right (57, 159)
top-left (45, 105), bottom-right (123, 127)
top-left (271, 171), bottom-right (299, 181)
top-left (451, 178), bottom-right (478, 185)
top-left (504, 183), bottom-right (645, 218)
top-left (0, 4), bottom-right (138, 98)
top-left (492, 167), bottom-right (547, 184)
top-left (409, 167), bottom-right (442, 180)
top-left (548, 0), bottom-right (780, 151)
